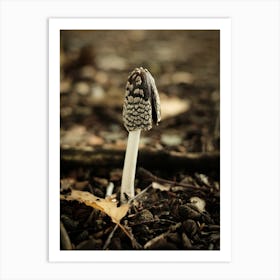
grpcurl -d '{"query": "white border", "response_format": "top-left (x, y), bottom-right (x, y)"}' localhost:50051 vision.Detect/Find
top-left (1, 1), bottom-right (279, 279)
top-left (49, 18), bottom-right (231, 262)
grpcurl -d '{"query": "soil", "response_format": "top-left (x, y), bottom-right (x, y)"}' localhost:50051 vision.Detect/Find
top-left (59, 30), bottom-right (220, 250)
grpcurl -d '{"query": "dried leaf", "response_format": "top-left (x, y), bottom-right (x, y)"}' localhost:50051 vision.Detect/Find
top-left (60, 190), bottom-right (129, 224)
top-left (152, 182), bottom-right (171, 191)
top-left (160, 96), bottom-right (190, 120)
top-left (190, 196), bottom-right (206, 212)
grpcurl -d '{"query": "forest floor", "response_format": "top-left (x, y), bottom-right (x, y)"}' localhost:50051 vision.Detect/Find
top-left (59, 30), bottom-right (220, 250)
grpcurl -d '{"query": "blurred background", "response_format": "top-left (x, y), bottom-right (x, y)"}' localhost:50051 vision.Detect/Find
top-left (60, 30), bottom-right (220, 179)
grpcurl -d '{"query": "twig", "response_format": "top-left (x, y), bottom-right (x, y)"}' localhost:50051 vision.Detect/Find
top-left (87, 183), bottom-right (94, 194)
top-left (103, 224), bottom-right (119, 250)
top-left (93, 226), bottom-right (113, 239)
top-left (60, 221), bottom-right (72, 250)
top-left (138, 167), bottom-right (209, 191)
top-left (117, 223), bottom-right (134, 241)
top-left (130, 218), bottom-right (177, 227)
top-left (128, 184), bottom-right (152, 204)
top-left (103, 222), bottom-right (141, 250)
top-left (143, 222), bottom-right (181, 249)
top-left (84, 209), bottom-right (95, 226)
top-left (121, 224), bottom-right (142, 249)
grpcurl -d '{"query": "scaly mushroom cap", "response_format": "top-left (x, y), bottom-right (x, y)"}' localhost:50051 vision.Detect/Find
top-left (123, 67), bottom-right (161, 132)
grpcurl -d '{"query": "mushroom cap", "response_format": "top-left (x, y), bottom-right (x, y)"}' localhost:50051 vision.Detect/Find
top-left (123, 67), bottom-right (161, 132)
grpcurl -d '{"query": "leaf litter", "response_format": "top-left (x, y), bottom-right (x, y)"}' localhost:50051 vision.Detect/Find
top-left (60, 190), bottom-right (129, 224)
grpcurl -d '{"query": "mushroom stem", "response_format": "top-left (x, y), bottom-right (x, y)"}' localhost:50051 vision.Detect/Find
top-left (120, 129), bottom-right (141, 203)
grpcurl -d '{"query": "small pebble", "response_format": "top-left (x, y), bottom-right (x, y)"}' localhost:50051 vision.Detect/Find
top-left (74, 81), bottom-right (90, 95)
top-left (87, 135), bottom-right (104, 146)
top-left (161, 134), bottom-right (182, 146)
top-left (90, 85), bottom-right (105, 101)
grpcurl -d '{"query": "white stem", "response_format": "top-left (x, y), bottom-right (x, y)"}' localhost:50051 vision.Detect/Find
top-left (121, 129), bottom-right (141, 203)
top-left (106, 182), bottom-right (114, 197)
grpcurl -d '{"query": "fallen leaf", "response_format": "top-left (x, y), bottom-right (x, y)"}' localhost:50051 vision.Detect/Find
top-left (160, 95), bottom-right (190, 120)
top-left (60, 190), bottom-right (129, 224)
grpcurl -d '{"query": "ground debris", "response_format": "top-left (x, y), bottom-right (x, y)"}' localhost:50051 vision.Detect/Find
top-left (60, 169), bottom-right (219, 250)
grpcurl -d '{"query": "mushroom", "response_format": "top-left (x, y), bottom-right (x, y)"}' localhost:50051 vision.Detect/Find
top-left (121, 67), bottom-right (161, 203)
